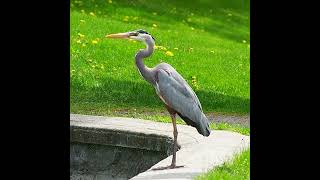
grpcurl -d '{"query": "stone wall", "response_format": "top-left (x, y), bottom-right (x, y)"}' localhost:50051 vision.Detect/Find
top-left (70, 122), bottom-right (174, 180)
top-left (70, 114), bottom-right (250, 180)
top-left (70, 142), bottom-right (168, 180)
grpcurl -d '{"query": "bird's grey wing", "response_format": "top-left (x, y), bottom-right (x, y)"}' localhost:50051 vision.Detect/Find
top-left (170, 70), bottom-right (203, 111)
top-left (156, 63), bottom-right (203, 110)
top-left (155, 69), bottom-right (210, 136)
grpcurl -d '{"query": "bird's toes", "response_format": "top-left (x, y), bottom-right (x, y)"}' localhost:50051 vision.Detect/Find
top-left (151, 166), bottom-right (170, 171)
top-left (151, 165), bottom-right (185, 171)
top-left (170, 165), bottom-right (185, 169)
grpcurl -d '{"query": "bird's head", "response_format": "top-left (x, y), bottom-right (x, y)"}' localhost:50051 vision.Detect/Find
top-left (106, 29), bottom-right (155, 43)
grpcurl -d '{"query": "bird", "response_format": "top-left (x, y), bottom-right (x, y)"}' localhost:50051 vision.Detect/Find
top-left (106, 29), bottom-right (211, 170)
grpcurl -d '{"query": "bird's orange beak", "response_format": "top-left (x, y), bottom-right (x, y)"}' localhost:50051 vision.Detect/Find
top-left (105, 32), bottom-right (130, 39)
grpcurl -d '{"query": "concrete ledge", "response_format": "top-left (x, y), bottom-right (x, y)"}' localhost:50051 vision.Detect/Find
top-left (70, 114), bottom-right (250, 180)
top-left (132, 131), bottom-right (250, 180)
top-left (71, 125), bottom-right (174, 154)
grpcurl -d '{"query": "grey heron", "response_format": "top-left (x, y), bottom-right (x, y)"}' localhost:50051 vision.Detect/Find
top-left (106, 29), bottom-right (211, 170)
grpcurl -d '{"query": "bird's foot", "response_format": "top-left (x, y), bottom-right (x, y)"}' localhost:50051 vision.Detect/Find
top-left (151, 164), bottom-right (185, 171)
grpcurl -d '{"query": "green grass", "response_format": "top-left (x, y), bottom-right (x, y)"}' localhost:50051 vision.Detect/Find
top-left (71, 2), bottom-right (250, 179)
top-left (70, 0), bottom-right (250, 116)
top-left (210, 122), bottom-right (249, 136)
top-left (72, 102), bottom-right (249, 135)
top-left (196, 149), bottom-right (250, 180)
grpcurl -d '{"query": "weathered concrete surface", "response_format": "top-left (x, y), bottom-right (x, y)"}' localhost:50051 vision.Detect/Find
top-left (70, 142), bottom-right (167, 180)
top-left (70, 114), bottom-right (250, 180)
top-left (132, 131), bottom-right (249, 180)
top-left (70, 118), bottom-right (174, 154)
top-left (70, 114), bottom-right (174, 180)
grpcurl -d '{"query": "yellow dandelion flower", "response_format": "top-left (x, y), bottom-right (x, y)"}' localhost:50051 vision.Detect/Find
top-left (155, 45), bottom-right (167, 51)
top-left (165, 51), bottom-right (174, 57)
top-left (108, 0), bottom-right (112, 3)
top-left (92, 40), bottom-right (98, 44)
top-left (155, 45), bottom-right (162, 50)
top-left (128, 39), bottom-right (137, 43)
top-left (78, 33), bottom-right (85, 38)
top-left (153, 24), bottom-right (157, 27)
top-left (191, 76), bottom-right (199, 90)
top-left (89, 12), bottom-right (96, 16)
top-left (123, 16), bottom-right (129, 21)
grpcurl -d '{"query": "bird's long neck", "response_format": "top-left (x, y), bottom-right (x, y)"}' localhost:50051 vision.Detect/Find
top-left (135, 38), bottom-right (155, 85)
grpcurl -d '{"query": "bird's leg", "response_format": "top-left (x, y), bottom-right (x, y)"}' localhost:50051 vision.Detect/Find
top-left (152, 112), bottom-right (184, 170)
top-left (170, 113), bottom-right (178, 167)
top-left (169, 113), bottom-right (184, 169)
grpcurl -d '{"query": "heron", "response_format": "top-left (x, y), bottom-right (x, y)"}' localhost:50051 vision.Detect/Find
top-left (106, 29), bottom-right (211, 170)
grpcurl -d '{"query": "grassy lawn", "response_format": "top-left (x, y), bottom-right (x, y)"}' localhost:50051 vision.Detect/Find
top-left (71, 1), bottom-right (250, 178)
top-left (70, 0), bottom-right (250, 116)
top-left (196, 149), bottom-right (250, 180)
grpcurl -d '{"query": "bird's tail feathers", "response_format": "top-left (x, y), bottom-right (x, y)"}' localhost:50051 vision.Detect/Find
top-left (198, 113), bottom-right (211, 137)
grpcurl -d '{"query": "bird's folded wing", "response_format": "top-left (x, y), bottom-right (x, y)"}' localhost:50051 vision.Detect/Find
top-left (170, 71), bottom-right (203, 111)
top-left (155, 69), bottom-right (203, 122)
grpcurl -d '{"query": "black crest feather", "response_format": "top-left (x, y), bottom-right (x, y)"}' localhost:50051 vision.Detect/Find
top-left (135, 29), bottom-right (155, 41)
